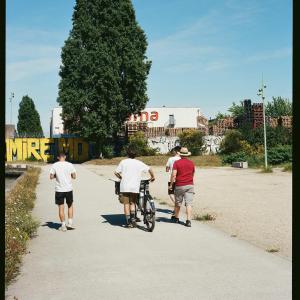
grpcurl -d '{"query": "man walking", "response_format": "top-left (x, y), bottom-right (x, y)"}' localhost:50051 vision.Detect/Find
top-left (115, 147), bottom-right (155, 228)
top-left (50, 152), bottom-right (76, 232)
top-left (169, 147), bottom-right (195, 227)
top-left (166, 146), bottom-right (181, 217)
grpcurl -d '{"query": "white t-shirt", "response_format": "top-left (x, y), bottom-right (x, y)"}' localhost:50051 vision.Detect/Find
top-left (49, 161), bottom-right (76, 192)
top-left (116, 158), bottom-right (150, 193)
top-left (166, 156), bottom-right (181, 181)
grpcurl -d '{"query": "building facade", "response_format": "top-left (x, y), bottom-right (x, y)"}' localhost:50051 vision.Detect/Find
top-left (50, 107), bottom-right (65, 138)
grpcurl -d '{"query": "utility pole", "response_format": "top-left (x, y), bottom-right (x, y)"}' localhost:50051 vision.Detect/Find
top-left (257, 74), bottom-right (268, 168)
top-left (9, 92), bottom-right (15, 124)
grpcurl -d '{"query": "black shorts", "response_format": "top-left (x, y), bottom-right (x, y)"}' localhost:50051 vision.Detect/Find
top-left (168, 182), bottom-right (175, 195)
top-left (55, 191), bottom-right (73, 207)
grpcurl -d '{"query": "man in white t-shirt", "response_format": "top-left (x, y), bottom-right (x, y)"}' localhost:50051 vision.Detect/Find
top-left (114, 147), bottom-right (155, 228)
top-left (166, 146), bottom-right (181, 217)
top-left (50, 152), bottom-right (76, 232)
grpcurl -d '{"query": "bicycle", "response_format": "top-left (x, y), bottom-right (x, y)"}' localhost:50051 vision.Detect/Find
top-left (110, 178), bottom-right (156, 232)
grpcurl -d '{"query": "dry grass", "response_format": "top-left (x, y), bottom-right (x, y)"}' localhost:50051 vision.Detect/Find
top-left (266, 248), bottom-right (280, 253)
top-left (85, 155), bottom-right (222, 167)
top-left (193, 213), bottom-right (216, 221)
top-left (5, 167), bottom-right (41, 286)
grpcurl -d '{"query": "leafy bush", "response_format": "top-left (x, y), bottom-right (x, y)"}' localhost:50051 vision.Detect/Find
top-left (267, 145), bottom-right (292, 165)
top-left (127, 131), bottom-right (158, 156)
top-left (5, 167), bottom-right (41, 286)
top-left (219, 130), bottom-right (243, 154)
top-left (239, 125), bottom-right (292, 148)
top-left (221, 151), bottom-right (248, 164)
top-left (178, 129), bottom-right (204, 155)
top-left (102, 145), bottom-right (114, 159)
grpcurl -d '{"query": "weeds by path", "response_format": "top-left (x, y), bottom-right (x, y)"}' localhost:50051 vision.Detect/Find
top-left (282, 163), bottom-right (292, 172)
top-left (193, 213), bottom-right (216, 221)
top-left (85, 155), bottom-right (222, 167)
top-left (5, 167), bottom-right (41, 286)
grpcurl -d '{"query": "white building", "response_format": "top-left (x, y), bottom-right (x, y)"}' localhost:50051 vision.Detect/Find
top-left (127, 107), bottom-right (203, 128)
top-left (50, 107), bottom-right (64, 137)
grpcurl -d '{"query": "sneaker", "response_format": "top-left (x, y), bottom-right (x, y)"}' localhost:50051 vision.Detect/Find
top-left (67, 223), bottom-right (75, 229)
top-left (186, 220), bottom-right (191, 227)
top-left (135, 217), bottom-right (141, 222)
top-left (130, 219), bottom-right (137, 227)
top-left (171, 216), bottom-right (180, 223)
top-left (59, 225), bottom-right (67, 232)
top-left (125, 223), bottom-right (134, 228)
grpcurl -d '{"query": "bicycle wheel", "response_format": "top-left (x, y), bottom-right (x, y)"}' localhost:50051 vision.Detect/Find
top-left (145, 212), bottom-right (155, 232)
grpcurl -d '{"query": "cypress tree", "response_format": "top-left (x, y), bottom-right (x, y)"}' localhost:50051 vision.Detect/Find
top-left (58, 0), bottom-right (151, 149)
top-left (17, 95), bottom-right (44, 137)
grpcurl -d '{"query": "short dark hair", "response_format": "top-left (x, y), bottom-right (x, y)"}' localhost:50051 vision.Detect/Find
top-left (126, 147), bottom-right (137, 159)
top-left (58, 151), bottom-right (66, 158)
top-left (173, 146), bottom-right (181, 153)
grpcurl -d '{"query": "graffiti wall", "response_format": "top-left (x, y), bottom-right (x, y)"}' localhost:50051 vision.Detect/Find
top-left (147, 136), bottom-right (180, 154)
top-left (147, 135), bottom-right (224, 155)
top-left (202, 135), bottom-right (224, 154)
top-left (5, 138), bottom-right (89, 162)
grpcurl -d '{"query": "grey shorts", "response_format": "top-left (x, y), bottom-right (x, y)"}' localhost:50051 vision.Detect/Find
top-left (174, 185), bottom-right (194, 207)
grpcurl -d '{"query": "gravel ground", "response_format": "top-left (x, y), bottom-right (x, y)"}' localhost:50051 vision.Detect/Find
top-left (85, 164), bottom-right (292, 259)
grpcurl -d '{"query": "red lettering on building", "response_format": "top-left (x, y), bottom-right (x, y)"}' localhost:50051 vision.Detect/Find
top-left (150, 111), bottom-right (159, 121)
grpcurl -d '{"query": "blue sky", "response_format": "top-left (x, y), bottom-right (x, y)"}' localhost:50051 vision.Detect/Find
top-left (6, 0), bottom-right (292, 136)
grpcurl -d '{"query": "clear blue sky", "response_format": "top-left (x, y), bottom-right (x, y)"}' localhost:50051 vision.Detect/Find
top-left (6, 0), bottom-right (292, 136)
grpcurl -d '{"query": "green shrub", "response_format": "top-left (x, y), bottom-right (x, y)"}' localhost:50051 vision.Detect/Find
top-left (219, 130), bottom-right (243, 154)
top-left (282, 162), bottom-right (292, 172)
top-left (221, 151), bottom-right (248, 164)
top-left (127, 131), bottom-right (158, 156)
top-left (5, 167), bottom-right (41, 286)
top-left (102, 145), bottom-right (114, 159)
top-left (178, 129), bottom-right (204, 155)
top-left (267, 145), bottom-right (292, 165)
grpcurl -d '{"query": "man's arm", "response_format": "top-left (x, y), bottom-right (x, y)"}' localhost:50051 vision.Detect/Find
top-left (169, 169), bottom-right (177, 188)
top-left (148, 168), bottom-right (155, 181)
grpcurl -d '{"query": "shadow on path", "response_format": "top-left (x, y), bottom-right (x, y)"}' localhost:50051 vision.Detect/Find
top-left (156, 208), bottom-right (173, 215)
top-left (156, 216), bottom-right (185, 226)
top-left (41, 221), bottom-right (61, 230)
top-left (101, 214), bottom-right (125, 227)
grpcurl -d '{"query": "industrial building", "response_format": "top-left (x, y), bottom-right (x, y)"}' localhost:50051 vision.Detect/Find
top-left (50, 107), bottom-right (65, 138)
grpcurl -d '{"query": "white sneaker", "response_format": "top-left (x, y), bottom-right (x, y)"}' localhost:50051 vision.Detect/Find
top-left (59, 225), bottom-right (67, 232)
top-left (67, 223), bottom-right (74, 229)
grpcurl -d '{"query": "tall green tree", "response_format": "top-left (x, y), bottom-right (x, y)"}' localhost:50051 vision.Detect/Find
top-left (228, 101), bottom-right (244, 118)
top-left (265, 96), bottom-right (292, 117)
top-left (58, 0), bottom-right (151, 150)
top-left (17, 95), bottom-right (44, 137)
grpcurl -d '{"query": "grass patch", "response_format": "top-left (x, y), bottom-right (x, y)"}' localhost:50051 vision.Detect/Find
top-left (193, 213), bottom-right (216, 221)
top-left (266, 248), bottom-right (279, 253)
top-left (85, 154), bottom-right (222, 167)
top-left (159, 201), bottom-right (168, 205)
top-left (5, 167), bottom-right (41, 286)
top-left (282, 163), bottom-right (292, 172)
top-left (260, 165), bottom-right (273, 173)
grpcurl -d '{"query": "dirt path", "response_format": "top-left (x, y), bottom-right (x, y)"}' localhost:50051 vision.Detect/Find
top-left (6, 165), bottom-right (291, 300)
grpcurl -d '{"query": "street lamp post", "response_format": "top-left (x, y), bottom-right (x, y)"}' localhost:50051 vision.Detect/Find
top-left (257, 75), bottom-right (268, 168)
top-left (9, 92), bottom-right (15, 124)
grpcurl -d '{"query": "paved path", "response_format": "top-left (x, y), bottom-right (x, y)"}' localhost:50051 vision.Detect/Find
top-left (6, 165), bottom-right (291, 300)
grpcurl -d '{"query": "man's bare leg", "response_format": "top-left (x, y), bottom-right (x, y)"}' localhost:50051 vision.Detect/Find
top-left (58, 204), bottom-right (67, 231)
top-left (186, 205), bottom-right (192, 221)
top-left (124, 203), bottom-right (130, 225)
top-left (67, 204), bottom-right (74, 227)
top-left (58, 204), bottom-right (65, 222)
top-left (174, 205), bottom-right (181, 218)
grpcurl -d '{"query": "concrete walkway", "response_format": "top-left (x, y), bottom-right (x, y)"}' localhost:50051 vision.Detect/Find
top-left (6, 165), bottom-right (291, 300)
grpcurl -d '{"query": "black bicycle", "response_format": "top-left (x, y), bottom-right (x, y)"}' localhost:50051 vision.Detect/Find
top-left (111, 178), bottom-right (156, 232)
top-left (136, 179), bottom-right (156, 232)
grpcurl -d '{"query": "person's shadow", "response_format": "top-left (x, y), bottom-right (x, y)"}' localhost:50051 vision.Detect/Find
top-left (101, 214), bottom-right (126, 227)
top-left (41, 221), bottom-right (61, 230)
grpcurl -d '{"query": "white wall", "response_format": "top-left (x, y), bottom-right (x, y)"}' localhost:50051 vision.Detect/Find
top-left (128, 107), bottom-right (202, 128)
top-left (51, 107), bottom-right (64, 136)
